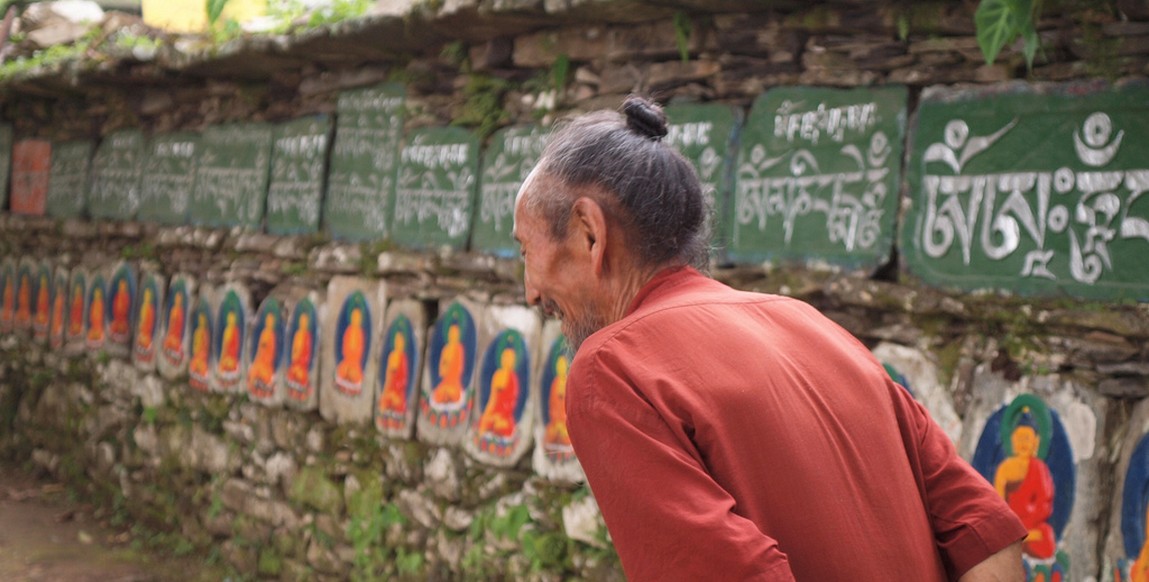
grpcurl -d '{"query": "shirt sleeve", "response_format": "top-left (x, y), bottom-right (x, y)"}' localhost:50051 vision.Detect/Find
top-left (567, 347), bottom-right (796, 582)
top-left (890, 384), bottom-right (1027, 579)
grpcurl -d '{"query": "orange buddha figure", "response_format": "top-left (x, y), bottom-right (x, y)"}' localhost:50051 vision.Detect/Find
top-left (335, 308), bottom-right (365, 391)
top-left (544, 354), bottom-right (571, 447)
top-left (379, 332), bottom-right (410, 414)
top-left (1131, 504), bottom-right (1149, 582)
top-left (68, 283), bottom-right (84, 336)
top-left (1, 276), bottom-right (14, 325)
top-left (110, 279), bottom-right (131, 339)
top-left (87, 288), bottom-right (106, 342)
top-left (478, 347), bottom-right (519, 438)
top-left (163, 293), bottom-right (186, 354)
top-left (248, 313), bottom-right (278, 392)
top-left (15, 273), bottom-right (31, 327)
top-left (34, 273), bottom-right (50, 329)
top-left (189, 312), bottom-right (210, 378)
top-left (136, 288), bottom-right (156, 351)
top-left (218, 312), bottom-right (240, 374)
top-left (432, 324), bottom-right (465, 404)
top-left (50, 282), bottom-right (66, 338)
top-left (285, 312), bottom-right (313, 389)
top-left (993, 412), bottom-right (1056, 560)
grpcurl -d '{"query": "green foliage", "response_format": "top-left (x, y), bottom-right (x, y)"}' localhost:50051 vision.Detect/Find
top-left (206, 0), bottom-right (230, 28)
top-left (347, 503), bottom-right (412, 580)
top-left (551, 54), bottom-right (570, 95)
top-left (454, 74), bottom-right (510, 141)
top-left (142, 406), bottom-right (159, 425)
top-left (974, 0), bottom-right (1041, 68)
top-left (673, 12), bottom-right (692, 63)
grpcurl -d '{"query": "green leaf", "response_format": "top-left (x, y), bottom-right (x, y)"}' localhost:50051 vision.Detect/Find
top-left (1022, 26), bottom-right (1039, 69)
top-left (974, 0), bottom-right (1019, 65)
top-left (206, 0), bottom-right (230, 28)
top-left (673, 12), bottom-right (692, 63)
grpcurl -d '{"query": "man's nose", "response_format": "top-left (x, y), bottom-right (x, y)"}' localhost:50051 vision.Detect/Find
top-left (523, 275), bottom-right (541, 306)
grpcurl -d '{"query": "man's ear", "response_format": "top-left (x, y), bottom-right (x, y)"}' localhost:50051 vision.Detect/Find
top-left (570, 196), bottom-right (609, 276)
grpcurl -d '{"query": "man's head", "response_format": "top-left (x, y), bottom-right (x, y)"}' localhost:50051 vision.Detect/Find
top-left (514, 96), bottom-right (709, 351)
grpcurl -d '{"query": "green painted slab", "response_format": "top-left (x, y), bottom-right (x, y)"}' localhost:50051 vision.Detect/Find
top-left (90, 129), bottom-right (145, 221)
top-left (46, 140), bottom-right (92, 219)
top-left (267, 115), bottom-right (333, 235)
top-left (323, 83), bottom-right (405, 241)
top-left (730, 86), bottom-right (908, 271)
top-left (473, 125), bottom-right (547, 257)
top-left (139, 132), bottom-right (199, 225)
top-left (902, 81), bottom-right (1149, 301)
top-left (664, 103), bottom-right (741, 253)
top-left (392, 127), bottom-right (480, 250)
top-left (190, 123), bottom-right (273, 228)
top-left (0, 124), bottom-right (11, 211)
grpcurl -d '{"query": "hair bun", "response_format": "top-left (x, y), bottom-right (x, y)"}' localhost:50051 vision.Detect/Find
top-left (622, 96), bottom-right (668, 141)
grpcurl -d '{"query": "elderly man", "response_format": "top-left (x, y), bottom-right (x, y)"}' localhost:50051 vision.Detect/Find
top-left (512, 96), bottom-right (1025, 581)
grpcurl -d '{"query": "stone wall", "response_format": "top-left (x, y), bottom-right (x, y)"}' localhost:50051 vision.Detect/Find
top-left (0, 1), bottom-right (1147, 580)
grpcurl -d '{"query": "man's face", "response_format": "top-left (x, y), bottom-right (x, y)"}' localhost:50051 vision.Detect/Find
top-left (513, 170), bottom-right (603, 352)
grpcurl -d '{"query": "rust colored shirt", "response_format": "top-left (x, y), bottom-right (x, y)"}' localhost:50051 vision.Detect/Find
top-left (567, 267), bottom-right (1025, 581)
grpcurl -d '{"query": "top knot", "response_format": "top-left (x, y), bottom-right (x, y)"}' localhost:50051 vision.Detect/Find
top-left (622, 96), bottom-right (668, 141)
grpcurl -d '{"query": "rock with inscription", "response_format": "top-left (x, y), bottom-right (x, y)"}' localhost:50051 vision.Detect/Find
top-left (392, 127), bottom-right (481, 251)
top-left (283, 290), bottom-right (324, 411)
top-left (47, 265), bottom-right (69, 351)
top-left (532, 320), bottom-right (583, 482)
top-left (473, 125), bottom-right (547, 257)
top-left (245, 294), bottom-right (289, 406)
top-left (1104, 398), bottom-right (1149, 580)
top-left (187, 283), bottom-right (216, 392)
top-left (90, 130), bottom-right (145, 221)
top-left (83, 267), bottom-right (111, 356)
top-left (190, 123), bottom-right (273, 228)
top-left (46, 140), bottom-right (92, 219)
top-left (320, 277), bottom-right (386, 425)
top-left (901, 81), bottom-right (1149, 300)
top-left (30, 260), bottom-right (53, 345)
top-left (139, 132), bottom-right (199, 225)
top-left (324, 83), bottom-right (406, 242)
top-left (731, 85), bottom-right (907, 272)
top-left (664, 103), bottom-right (741, 250)
top-left (153, 273), bottom-right (194, 380)
top-left (465, 304), bottom-right (541, 467)
top-left (961, 366), bottom-right (1108, 581)
top-left (871, 342), bottom-right (962, 444)
top-left (211, 283), bottom-right (252, 394)
top-left (374, 298), bottom-right (427, 439)
top-left (62, 266), bottom-right (89, 355)
top-left (132, 270), bottom-right (165, 372)
top-left (267, 116), bottom-right (333, 235)
top-left (417, 297), bottom-right (484, 446)
top-left (10, 139), bottom-right (51, 216)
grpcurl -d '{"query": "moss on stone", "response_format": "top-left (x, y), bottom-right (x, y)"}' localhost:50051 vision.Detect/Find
top-left (289, 465), bottom-right (345, 516)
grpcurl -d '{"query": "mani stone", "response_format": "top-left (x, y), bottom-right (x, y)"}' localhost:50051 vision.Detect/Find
top-left (283, 290), bottom-right (324, 412)
top-left (374, 297), bottom-right (428, 440)
top-left (319, 276), bottom-right (386, 425)
top-left (210, 282), bottom-right (253, 395)
top-left (532, 319), bottom-right (583, 483)
top-left (157, 273), bottom-right (197, 381)
top-left (417, 296), bottom-right (486, 447)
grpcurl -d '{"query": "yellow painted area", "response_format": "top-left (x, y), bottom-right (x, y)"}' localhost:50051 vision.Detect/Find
top-left (142, 0), bottom-right (268, 33)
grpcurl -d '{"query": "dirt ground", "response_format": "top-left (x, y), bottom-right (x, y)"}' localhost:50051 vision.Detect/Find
top-left (0, 462), bottom-right (228, 582)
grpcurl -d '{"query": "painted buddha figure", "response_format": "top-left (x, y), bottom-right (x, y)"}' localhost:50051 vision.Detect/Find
top-left (34, 273), bottom-right (50, 329)
top-left (68, 282), bottom-right (84, 336)
top-left (163, 293), bottom-right (185, 355)
top-left (336, 308), bottom-right (365, 392)
top-left (993, 410), bottom-right (1056, 559)
top-left (218, 311), bottom-right (240, 375)
top-left (189, 312), bottom-right (210, 379)
top-left (478, 347), bottom-right (519, 438)
top-left (110, 279), bottom-right (131, 340)
top-left (544, 354), bottom-right (571, 448)
top-left (50, 282), bottom-right (65, 339)
top-left (15, 273), bottom-right (31, 328)
top-left (286, 312), bottom-right (312, 391)
top-left (87, 287), bottom-right (105, 343)
top-left (1132, 503), bottom-right (1149, 582)
top-left (432, 324), bottom-right (466, 405)
top-left (379, 332), bottom-right (410, 414)
top-left (248, 313), bottom-right (278, 394)
top-left (136, 287), bottom-right (156, 351)
top-left (1, 276), bottom-right (14, 326)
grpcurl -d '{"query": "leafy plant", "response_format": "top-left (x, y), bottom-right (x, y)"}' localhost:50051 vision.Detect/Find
top-left (974, 0), bottom-right (1041, 68)
top-left (206, 0), bottom-right (230, 29)
top-left (673, 11), bottom-right (692, 63)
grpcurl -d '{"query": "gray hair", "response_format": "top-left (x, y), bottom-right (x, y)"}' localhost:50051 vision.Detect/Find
top-left (527, 96), bottom-right (711, 271)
